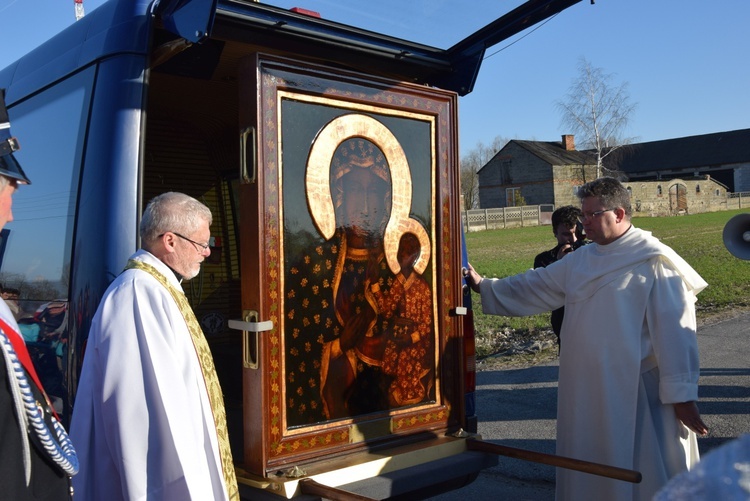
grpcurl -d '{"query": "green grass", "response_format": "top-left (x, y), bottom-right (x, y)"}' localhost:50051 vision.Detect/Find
top-left (467, 209), bottom-right (750, 356)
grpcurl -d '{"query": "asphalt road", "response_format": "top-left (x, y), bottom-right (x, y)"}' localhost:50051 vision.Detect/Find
top-left (427, 310), bottom-right (750, 500)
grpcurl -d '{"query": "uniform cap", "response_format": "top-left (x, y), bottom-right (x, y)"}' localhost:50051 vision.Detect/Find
top-left (0, 89), bottom-right (31, 184)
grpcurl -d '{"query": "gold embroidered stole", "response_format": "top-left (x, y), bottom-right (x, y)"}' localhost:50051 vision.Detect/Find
top-left (125, 260), bottom-right (238, 500)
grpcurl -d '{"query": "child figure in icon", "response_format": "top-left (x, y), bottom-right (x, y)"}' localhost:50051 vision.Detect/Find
top-left (371, 231), bottom-right (434, 406)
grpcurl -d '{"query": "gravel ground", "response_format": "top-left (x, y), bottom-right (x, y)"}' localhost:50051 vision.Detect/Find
top-left (476, 327), bottom-right (559, 371)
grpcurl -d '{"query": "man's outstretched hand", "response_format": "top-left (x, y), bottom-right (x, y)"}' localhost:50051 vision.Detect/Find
top-left (462, 263), bottom-right (483, 294)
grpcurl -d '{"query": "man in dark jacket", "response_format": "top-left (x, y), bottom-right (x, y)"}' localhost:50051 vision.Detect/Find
top-left (533, 205), bottom-right (585, 347)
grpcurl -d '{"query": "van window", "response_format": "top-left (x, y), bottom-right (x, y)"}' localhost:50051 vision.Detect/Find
top-left (0, 68), bottom-right (92, 412)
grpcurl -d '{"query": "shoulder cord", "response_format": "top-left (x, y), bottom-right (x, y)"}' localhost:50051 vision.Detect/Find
top-left (0, 331), bottom-right (79, 483)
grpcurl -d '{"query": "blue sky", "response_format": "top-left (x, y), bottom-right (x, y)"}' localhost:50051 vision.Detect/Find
top-left (1, 0), bottom-right (748, 156)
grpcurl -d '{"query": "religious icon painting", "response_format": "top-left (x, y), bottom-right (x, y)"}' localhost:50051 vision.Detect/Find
top-left (238, 54), bottom-right (466, 475)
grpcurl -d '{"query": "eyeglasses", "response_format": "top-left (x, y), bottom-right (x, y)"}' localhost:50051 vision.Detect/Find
top-left (577, 208), bottom-right (616, 224)
top-left (161, 232), bottom-right (210, 252)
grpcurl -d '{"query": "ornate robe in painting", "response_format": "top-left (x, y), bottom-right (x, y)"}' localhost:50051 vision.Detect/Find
top-left (285, 232), bottom-right (397, 425)
top-left (373, 270), bottom-right (433, 407)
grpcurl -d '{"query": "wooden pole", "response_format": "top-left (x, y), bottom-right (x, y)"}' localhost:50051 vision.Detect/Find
top-left (466, 439), bottom-right (642, 484)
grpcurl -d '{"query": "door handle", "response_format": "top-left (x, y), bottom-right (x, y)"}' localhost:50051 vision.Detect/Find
top-left (239, 126), bottom-right (256, 184)
top-left (228, 310), bottom-right (273, 369)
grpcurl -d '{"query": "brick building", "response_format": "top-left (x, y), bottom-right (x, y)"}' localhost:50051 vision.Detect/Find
top-left (478, 129), bottom-right (745, 215)
top-left (477, 135), bottom-right (597, 209)
top-left (610, 128), bottom-right (750, 192)
top-left (622, 178), bottom-right (727, 216)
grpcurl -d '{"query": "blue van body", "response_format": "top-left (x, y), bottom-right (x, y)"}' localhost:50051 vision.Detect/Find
top-left (0, 1), bottom-right (579, 498)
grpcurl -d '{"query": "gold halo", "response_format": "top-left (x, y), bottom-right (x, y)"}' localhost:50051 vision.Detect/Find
top-left (305, 113), bottom-right (416, 274)
top-left (389, 218), bottom-right (431, 276)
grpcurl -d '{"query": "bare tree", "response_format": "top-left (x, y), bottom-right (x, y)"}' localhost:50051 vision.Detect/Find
top-left (460, 136), bottom-right (509, 209)
top-left (460, 165), bottom-right (479, 210)
top-left (556, 57), bottom-right (637, 178)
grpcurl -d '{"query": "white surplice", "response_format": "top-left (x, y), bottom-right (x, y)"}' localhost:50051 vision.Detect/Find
top-left (479, 227), bottom-right (707, 501)
top-left (71, 250), bottom-right (228, 501)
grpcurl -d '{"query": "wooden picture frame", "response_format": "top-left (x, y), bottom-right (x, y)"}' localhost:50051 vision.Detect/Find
top-left (239, 55), bottom-right (465, 476)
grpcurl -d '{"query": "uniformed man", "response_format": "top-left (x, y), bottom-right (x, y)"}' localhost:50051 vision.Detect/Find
top-left (0, 89), bottom-right (78, 500)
